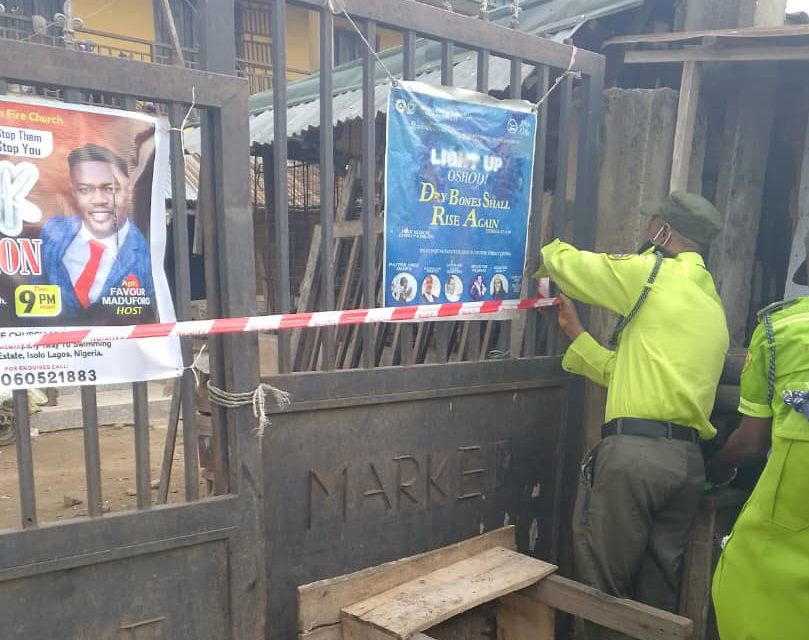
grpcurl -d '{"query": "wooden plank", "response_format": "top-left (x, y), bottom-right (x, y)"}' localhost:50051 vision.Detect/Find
top-left (334, 217), bottom-right (384, 238)
top-left (342, 548), bottom-right (556, 639)
top-left (678, 499), bottom-right (717, 640)
top-left (528, 575), bottom-right (693, 640)
top-left (497, 592), bottom-right (555, 640)
top-left (670, 61), bottom-right (701, 192)
top-left (298, 527), bottom-right (517, 638)
top-left (624, 45), bottom-right (809, 65)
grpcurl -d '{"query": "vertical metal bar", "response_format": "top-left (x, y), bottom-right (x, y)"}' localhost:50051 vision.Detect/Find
top-left (437, 40), bottom-right (455, 360)
top-left (441, 40), bottom-right (454, 86)
top-left (510, 58), bottom-right (522, 99)
top-left (546, 74), bottom-right (573, 355)
top-left (13, 390), bottom-right (36, 528)
top-left (360, 19), bottom-right (378, 368)
top-left (522, 65), bottom-right (549, 357)
top-left (320, 8), bottom-right (336, 370)
top-left (132, 381), bottom-right (151, 510)
top-left (0, 78), bottom-right (7, 94)
top-left (399, 29), bottom-right (417, 366)
top-left (403, 30), bottom-right (417, 80)
top-left (574, 71), bottom-right (605, 252)
top-left (552, 75), bottom-right (573, 240)
top-left (272, 0), bottom-right (292, 373)
top-left (262, 149), bottom-right (274, 307)
top-left (81, 386), bottom-right (103, 517)
top-left (196, 0), bottom-right (237, 497)
top-left (157, 377), bottom-right (182, 504)
top-left (169, 102), bottom-right (200, 501)
top-left (197, 108), bottom-right (225, 496)
top-left (573, 64), bottom-right (606, 331)
top-left (476, 7), bottom-right (490, 93)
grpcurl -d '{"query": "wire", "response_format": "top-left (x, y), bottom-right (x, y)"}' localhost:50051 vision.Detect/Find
top-left (329, 0), bottom-right (400, 87)
top-left (533, 45), bottom-right (579, 112)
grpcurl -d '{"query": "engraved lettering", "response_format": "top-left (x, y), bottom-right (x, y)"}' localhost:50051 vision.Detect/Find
top-left (363, 463), bottom-right (392, 510)
top-left (457, 445), bottom-right (484, 500)
top-left (427, 453), bottom-right (449, 503)
top-left (393, 455), bottom-right (420, 508)
top-left (307, 467), bottom-right (347, 529)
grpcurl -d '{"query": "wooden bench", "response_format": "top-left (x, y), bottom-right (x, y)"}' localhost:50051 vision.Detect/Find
top-left (298, 526), bottom-right (694, 640)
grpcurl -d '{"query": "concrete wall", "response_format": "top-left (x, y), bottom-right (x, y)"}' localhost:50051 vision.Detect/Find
top-left (580, 87), bottom-right (705, 445)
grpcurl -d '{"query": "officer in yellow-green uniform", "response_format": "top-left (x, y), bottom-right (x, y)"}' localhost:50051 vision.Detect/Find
top-left (711, 245), bottom-right (809, 640)
top-left (538, 192), bottom-right (729, 637)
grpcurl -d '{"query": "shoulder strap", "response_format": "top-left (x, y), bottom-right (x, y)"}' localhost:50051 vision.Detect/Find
top-left (763, 311), bottom-right (777, 406)
top-left (608, 251), bottom-right (664, 348)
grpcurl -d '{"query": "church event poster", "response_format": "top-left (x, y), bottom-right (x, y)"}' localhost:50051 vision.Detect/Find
top-left (0, 96), bottom-right (182, 389)
top-left (384, 81), bottom-right (537, 309)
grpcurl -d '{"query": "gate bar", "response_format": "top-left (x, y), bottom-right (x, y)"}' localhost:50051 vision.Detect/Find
top-left (132, 381), bottom-right (151, 510)
top-left (81, 386), bottom-right (104, 517)
top-left (0, 40), bottom-right (243, 106)
top-left (12, 390), bottom-right (36, 528)
top-left (360, 19), bottom-right (378, 369)
top-left (320, 7), bottom-right (336, 370)
top-left (476, 9), bottom-right (490, 93)
top-left (441, 39), bottom-right (454, 86)
top-left (168, 101), bottom-right (200, 499)
top-left (272, 0), bottom-right (292, 373)
top-left (398, 29), bottom-right (417, 367)
top-left (523, 65), bottom-right (550, 357)
top-left (289, 0), bottom-right (601, 75)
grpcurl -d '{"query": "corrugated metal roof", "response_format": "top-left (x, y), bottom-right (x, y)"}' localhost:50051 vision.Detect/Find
top-left (605, 23), bottom-right (809, 47)
top-left (164, 153), bottom-right (200, 202)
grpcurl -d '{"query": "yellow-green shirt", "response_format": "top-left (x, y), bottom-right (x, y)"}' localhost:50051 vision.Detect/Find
top-left (739, 297), bottom-right (809, 437)
top-left (540, 239), bottom-right (729, 440)
top-left (712, 303), bottom-right (809, 640)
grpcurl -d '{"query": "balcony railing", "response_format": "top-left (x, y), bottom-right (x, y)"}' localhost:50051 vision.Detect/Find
top-left (0, 14), bottom-right (307, 95)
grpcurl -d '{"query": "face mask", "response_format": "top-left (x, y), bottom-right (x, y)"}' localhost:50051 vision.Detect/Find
top-left (638, 224), bottom-right (672, 254)
top-left (636, 240), bottom-right (655, 255)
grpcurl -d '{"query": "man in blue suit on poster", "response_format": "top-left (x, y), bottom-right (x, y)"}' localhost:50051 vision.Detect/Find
top-left (40, 143), bottom-right (156, 325)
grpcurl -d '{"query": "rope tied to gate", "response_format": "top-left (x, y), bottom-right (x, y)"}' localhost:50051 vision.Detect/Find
top-left (207, 381), bottom-right (292, 438)
top-left (532, 45), bottom-right (579, 113)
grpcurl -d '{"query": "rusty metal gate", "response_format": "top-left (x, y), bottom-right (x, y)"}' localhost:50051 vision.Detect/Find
top-left (0, 3), bottom-right (266, 638)
top-left (0, 1), bottom-right (605, 639)
top-left (259, 2), bottom-right (606, 639)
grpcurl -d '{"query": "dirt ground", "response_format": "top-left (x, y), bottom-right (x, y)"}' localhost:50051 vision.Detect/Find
top-left (0, 422), bottom-right (205, 530)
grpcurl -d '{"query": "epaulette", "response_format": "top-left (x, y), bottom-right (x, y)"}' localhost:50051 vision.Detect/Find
top-left (756, 298), bottom-right (799, 321)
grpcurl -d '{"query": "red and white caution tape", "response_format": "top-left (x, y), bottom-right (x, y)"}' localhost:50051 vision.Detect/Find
top-left (0, 296), bottom-right (558, 351)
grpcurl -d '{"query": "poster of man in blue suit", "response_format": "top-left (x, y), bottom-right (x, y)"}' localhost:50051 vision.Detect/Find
top-left (0, 95), bottom-right (182, 389)
top-left (40, 143), bottom-right (157, 324)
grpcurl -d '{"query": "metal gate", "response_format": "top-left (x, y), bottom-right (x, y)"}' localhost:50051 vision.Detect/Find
top-left (0, 4), bottom-right (266, 638)
top-left (0, 1), bottom-right (605, 639)
top-left (260, 2), bottom-right (605, 638)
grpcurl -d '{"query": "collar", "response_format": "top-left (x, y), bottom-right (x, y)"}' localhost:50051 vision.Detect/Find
top-left (78, 219), bottom-right (131, 252)
top-left (675, 251), bottom-right (705, 267)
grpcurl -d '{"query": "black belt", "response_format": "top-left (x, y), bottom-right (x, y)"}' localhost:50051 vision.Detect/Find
top-left (602, 418), bottom-right (697, 443)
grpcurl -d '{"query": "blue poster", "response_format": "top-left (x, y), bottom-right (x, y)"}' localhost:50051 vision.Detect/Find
top-left (384, 81), bottom-right (537, 308)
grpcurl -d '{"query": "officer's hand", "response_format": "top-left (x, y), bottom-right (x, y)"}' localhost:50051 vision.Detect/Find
top-left (557, 294), bottom-right (584, 341)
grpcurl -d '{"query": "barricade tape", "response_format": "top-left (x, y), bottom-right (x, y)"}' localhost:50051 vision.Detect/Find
top-left (0, 296), bottom-right (559, 351)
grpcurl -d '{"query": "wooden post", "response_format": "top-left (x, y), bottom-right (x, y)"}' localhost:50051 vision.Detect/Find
top-left (159, 0), bottom-right (186, 67)
top-left (670, 61), bottom-right (701, 193)
top-left (497, 592), bottom-right (555, 639)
